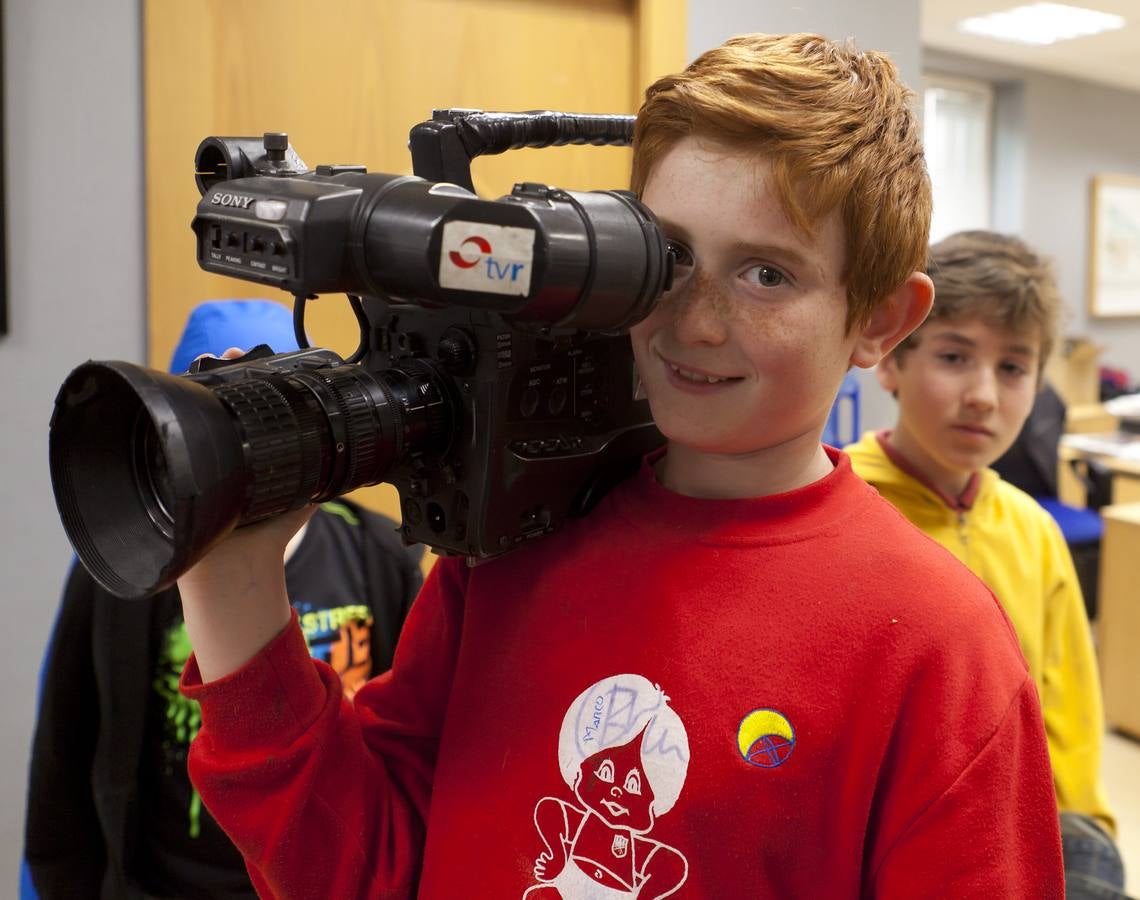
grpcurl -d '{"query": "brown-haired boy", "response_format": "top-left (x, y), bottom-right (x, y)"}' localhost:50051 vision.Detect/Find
top-left (847, 229), bottom-right (1124, 897)
top-left (177, 37), bottom-right (1063, 896)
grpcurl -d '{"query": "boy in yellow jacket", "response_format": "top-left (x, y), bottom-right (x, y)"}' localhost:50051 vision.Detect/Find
top-left (846, 229), bottom-right (1123, 898)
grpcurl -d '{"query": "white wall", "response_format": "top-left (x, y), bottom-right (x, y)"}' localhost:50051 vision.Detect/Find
top-left (0, 0), bottom-right (145, 890)
top-left (926, 47), bottom-right (1140, 381)
top-left (688, 0), bottom-right (922, 86)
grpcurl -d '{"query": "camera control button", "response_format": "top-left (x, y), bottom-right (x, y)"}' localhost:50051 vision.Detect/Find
top-left (254, 200), bottom-right (289, 221)
top-left (520, 387), bottom-right (540, 418)
top-left (547, 385), bottom-right (567, 416)
top-left (315, 164), bottom-right (367, 176)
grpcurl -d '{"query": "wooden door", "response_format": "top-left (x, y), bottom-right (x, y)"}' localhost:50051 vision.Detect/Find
top-left (144, 0), bottom-right (684, 548)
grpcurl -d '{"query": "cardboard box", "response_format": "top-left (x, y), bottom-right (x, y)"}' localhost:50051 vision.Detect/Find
top-left (1047, 337), bottom-right (1105, 408)
top-left (1098, 502), bottom-right (1140, 739)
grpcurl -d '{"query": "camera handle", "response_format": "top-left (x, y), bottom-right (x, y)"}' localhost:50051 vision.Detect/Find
top-left (290, 111), bottom-right (636, 364)
top-left (408, 109), bottom-right (635, 193)
top-left (281, 111), bottom-right (635, 373)
top-left (290, 291), bottom-right (371, 365)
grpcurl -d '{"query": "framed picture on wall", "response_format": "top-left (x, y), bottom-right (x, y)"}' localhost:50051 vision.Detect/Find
top-left (1089, 174), bottom-right (1140, 318)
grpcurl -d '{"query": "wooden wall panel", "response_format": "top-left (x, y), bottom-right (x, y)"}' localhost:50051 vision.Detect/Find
top-left (144, 0), bottom-right (684, 543)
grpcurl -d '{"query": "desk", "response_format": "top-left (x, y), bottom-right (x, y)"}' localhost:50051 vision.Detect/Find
top-left (1098, 503), bottom-right (1140, 740)
top-left (1066, 404), bottom-right (1120, 435)
top-left (1058, 432), bottom-right (1140, 508)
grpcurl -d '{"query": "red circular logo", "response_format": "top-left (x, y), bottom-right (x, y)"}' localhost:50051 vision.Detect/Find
top-left (448, 235), bottom-right (491, 269)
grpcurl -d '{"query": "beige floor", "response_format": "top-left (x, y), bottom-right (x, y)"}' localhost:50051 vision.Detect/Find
top-left (1105, 729), bottom-right (1140, 894)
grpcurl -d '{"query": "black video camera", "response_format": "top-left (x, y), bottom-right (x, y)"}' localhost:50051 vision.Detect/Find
top-left (49, 110), bottom-right (671, 599)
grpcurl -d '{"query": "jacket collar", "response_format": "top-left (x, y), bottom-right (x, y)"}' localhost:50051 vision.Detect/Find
top-left (874, 430), bottom-right (982, 512)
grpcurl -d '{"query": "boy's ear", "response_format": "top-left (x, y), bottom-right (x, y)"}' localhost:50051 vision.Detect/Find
top-left (849, 272), bottom-right (934, 370)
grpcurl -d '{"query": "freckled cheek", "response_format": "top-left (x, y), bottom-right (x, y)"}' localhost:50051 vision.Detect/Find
top-left (629, 320), bottom-right (656, 370)
top-left (732, 302), bottom-right (782, 340)
top-left (653, 272), bottom-right (735, 324)
top-left (629, 308), bottom-right (656, 339)
top-left (736, 306), bottom-right (826, 372)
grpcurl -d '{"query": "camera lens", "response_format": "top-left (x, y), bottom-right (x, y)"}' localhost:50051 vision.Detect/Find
top-left (50, 355), bottom-right (458, 598)
top-left (132, 412), bottom-right (176, 537)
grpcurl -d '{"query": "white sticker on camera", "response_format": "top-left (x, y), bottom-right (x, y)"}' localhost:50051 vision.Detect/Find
top-left (439, 220), bottom-right (535, 296)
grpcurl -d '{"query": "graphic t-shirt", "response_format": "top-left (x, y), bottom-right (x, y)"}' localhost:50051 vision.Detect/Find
top-left (132, 502), bottom-right (387, 898)
top-left (295, 598), bottom-right (375, 699)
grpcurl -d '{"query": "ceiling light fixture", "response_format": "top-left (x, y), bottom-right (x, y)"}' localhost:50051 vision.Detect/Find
top-left (958, 2), bottom-right (1125, 45)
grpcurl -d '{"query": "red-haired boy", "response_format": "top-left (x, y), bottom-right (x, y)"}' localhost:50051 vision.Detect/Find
top-left (177, 35), bottom-right (1063, 897)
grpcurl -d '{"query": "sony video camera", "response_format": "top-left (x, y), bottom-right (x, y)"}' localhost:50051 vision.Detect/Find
top-left (49, 110), bottom-right (671, 599)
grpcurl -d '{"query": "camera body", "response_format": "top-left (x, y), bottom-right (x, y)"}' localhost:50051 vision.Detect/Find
top-left (188, 123), bottom-right (667, 559)
top-left (48, 112), bottom-right (670, 597)
top-left (361, 304), bottom-right (652, 555)
top-left (184, 306), bottom-right (654, 558)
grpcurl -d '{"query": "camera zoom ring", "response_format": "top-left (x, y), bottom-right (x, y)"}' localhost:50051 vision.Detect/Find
top-left (215, 380), bottom-right (309, 520)
top-left (320, 374), bottom-right (382, 495)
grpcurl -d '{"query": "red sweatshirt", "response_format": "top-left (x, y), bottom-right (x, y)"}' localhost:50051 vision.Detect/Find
top-left (183, 449), bottom-right (1063, 898)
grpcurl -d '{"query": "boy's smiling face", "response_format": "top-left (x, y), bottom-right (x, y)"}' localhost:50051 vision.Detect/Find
top-left (630, 137), bottom-right (865, 493)
top-left (877, 316), bottom-right (1041, 497)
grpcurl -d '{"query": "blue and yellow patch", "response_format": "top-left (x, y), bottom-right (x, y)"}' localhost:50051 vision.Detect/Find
top-left (737, 708), bottom-right (795, 768)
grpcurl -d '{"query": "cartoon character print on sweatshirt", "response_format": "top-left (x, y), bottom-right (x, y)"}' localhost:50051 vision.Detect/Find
top-left (524, 674), bottom-right (691, 899)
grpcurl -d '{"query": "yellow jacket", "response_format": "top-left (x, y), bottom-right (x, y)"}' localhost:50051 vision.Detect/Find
top-left (846, 431), bottom-right (1115, 833)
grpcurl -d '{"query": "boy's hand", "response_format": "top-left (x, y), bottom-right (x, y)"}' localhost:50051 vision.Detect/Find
top-left (177, 346), bottom-right (315, 683)
top-left (190, 345), bottom-right (247, 370)
top-left (178, 503), bottom-right (317, 600)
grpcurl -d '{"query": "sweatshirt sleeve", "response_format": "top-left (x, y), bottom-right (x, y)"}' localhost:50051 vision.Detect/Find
top-left (1039, 518), bottom-right (1116, 834)
top-left (868, 676), bottom-right (1064, 899)
top-left (182, 555), bottom-right (469, 899)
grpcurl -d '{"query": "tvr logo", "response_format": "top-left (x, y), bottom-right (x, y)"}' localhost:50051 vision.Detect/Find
top-left (448, 235), bottom-right (527, 283)
top-left (439, 220), bottom-right (535, 297)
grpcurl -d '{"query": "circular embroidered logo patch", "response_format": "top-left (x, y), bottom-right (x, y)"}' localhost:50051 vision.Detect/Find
top-left (737, 708), bottom-right (795, 768)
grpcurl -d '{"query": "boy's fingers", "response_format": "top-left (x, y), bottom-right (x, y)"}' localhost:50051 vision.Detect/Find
top-left (191, 346), bottom-right (248, 365)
